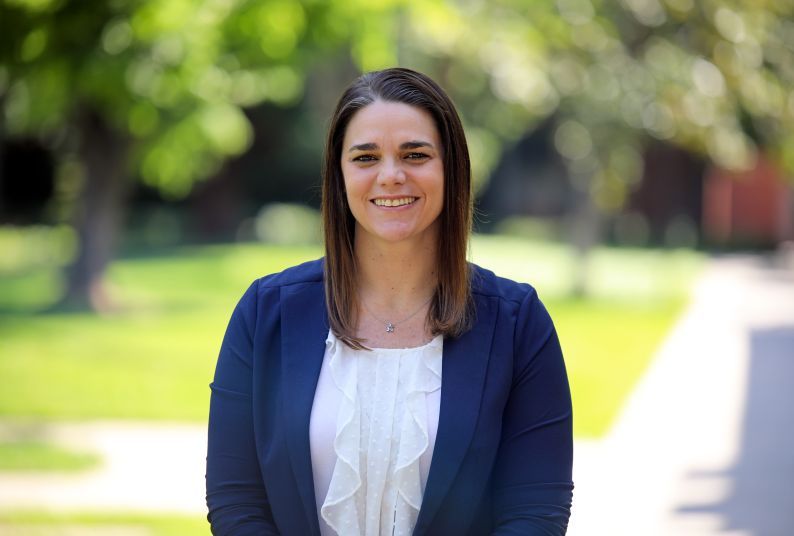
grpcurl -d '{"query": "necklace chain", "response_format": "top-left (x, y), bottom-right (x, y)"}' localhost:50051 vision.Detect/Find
top-left (360, 295), bottom-right (433, 333)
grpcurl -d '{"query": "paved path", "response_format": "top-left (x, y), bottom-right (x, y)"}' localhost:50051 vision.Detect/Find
top-left (569, 254), bottom-right (794, 535)
top-left (0, 421), bottom-right (207, 514)
top-left (1, 255), bottom-right (792, 535)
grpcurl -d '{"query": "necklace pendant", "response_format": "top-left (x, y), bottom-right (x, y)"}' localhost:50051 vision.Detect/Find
top-left (385, 322), bottom-right (395, 333)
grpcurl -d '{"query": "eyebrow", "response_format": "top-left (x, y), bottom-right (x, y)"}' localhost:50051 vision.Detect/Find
top-left (347, 140), bottom-right (435, 152)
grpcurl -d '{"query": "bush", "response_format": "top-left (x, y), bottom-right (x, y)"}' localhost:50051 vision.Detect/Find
top-left (254, 203), bottom-right (321, 245)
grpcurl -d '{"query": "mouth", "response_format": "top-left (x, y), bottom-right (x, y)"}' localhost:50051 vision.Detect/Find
top-left (371, 197), bottom-right (419, 208)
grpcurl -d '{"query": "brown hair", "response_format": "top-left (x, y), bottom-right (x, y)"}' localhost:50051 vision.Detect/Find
top-left (322, 67), bottom-right (473, 349)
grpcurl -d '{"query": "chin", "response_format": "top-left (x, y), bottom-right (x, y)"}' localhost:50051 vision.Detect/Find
top-left (356, 220), bottom-right (438, 246)
top-left (379, 227), bottom-right (437, 245)
top-left (373, 231), bottom-right (416, 243)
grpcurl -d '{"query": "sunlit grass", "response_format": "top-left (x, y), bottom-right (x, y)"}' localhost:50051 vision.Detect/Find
top-left (471, 235), bottom-right (703, 436)
top-left (470, 234), bottom-right (702, 300)
top-left (0, 441), bottom-right (99, 472)
top-left (0, 511), bottom-right (207, 535)
top-left (547, 297), bottom-right (685, 437)
top-left (0, 243), bottom-right (320, 421)
top-left (0, 236), bottom-right (703, 437)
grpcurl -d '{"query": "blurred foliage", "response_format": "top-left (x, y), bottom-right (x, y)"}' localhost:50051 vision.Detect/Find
top-left (495, 215), bottom-right (563, 242)
top-left (254, 202), bottom-right (322, 244)
top-left (0, 0), bottom-right (340, 198)
top-left (2, 0), bottom-right (792, 206)
top-left (0, 0), bottom-right (790, 309)
top-left (0, 224), bottom-right (76, 272)
top-left (391, 0), bottom-right (794, 210)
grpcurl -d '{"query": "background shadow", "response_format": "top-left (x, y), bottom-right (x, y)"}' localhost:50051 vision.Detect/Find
top-left (676, 325), bottom-right (794, 535)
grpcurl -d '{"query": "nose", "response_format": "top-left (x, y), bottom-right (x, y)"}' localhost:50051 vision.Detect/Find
top-left (377, 157), bottom-right (406, 186)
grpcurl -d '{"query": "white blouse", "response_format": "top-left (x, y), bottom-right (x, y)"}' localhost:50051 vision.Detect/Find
top-left (309, 330), bottom-right (443, 536)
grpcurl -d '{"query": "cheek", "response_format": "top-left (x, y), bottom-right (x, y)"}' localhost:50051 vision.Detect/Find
top-left (428, 167), bottom-right (445, 210)
top-left (342, 174), bottom-right (363, 200)
top-left (430, 193), bottom-right (444, 220)
top-left (340, 166), bottom-right (357, 196)
top-left (342, 174), bottom-right (369, 219)
top-left (343, 184), bottom-right (358, 212)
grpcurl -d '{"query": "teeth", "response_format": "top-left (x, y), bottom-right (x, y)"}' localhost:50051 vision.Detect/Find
top-left (374, 197), bottom-right (416, 207)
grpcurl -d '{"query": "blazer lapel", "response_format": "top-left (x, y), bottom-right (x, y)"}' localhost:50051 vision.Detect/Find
top-left (282, 281), bottom-right (327, 536)
top-left (414, 293), bottom-right (499, 534)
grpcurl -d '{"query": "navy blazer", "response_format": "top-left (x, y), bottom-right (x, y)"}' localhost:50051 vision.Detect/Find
top-left (206, 259), bottom-right (573, 535)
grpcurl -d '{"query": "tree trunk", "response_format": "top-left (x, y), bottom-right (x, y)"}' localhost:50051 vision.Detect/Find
top-left (570, 185), bottom-right (602, 298)
top-left (0, 96), bottom-right (5, 219)
top-left (59, 107), bottom-right (129, 312)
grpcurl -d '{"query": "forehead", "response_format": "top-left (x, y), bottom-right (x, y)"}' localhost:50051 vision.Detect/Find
top-left (343, 100), bottom-right (440, 146)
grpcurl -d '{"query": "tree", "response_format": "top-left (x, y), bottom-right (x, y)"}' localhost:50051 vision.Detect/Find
top-left (387, 0), bottom-right (794, 292)
top-left (3, 0), bottom-right (792, 304)
top-left (0, 0), bottom-right (349, 310)
top-left (391, 0), bottom-right (794, 197)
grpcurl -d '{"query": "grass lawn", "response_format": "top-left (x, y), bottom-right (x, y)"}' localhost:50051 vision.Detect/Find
top-left (0, 244), bottom-right (319, 422)
top-left (0, 235), bottom-right (703, 438)
top-left (0, 511), bottom-right (206, 535)
top-left (471, 235), bottom-right (702, 436)
top-left (0, 440), bottom-right (99, 472)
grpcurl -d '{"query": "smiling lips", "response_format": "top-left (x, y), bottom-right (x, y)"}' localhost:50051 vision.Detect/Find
top-left (372, 197), bottom-right (418, 207)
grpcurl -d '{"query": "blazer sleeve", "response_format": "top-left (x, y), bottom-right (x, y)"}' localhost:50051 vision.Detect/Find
top-left (490, 289), bottom-right (574, 535)
top-left (206, 280), bottom-right (280, 535)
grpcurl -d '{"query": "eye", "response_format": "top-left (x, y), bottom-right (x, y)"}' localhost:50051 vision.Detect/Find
top-left (405, 152), bottom-right (429, 160)
top-left (352, 154), bottom-right (378, 163)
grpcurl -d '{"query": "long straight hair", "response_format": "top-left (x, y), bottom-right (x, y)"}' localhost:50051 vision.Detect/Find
top-left (322, 67), bottom-right (473, 349)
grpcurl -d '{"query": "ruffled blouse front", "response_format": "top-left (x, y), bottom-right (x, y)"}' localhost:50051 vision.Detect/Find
top-left (309, 330), bottom-right (443, 536)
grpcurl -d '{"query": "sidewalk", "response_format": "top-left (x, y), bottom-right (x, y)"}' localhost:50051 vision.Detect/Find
top-left (0, 421), bottom-right (207, 514)
top-left (1, 255), bottom-right (792, 534)
top-left (569, 255), bottom-right (794, 535)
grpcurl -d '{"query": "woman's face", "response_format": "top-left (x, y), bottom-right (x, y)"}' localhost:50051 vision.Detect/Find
top-left (341, 100), bottom-right (444, 248)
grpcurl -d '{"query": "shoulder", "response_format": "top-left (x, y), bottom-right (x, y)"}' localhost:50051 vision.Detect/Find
top-left (469, 263), bottom-right (538, 306)
top-left (256, 257), bottom-right (324, 289)
top-left (235, 258), bottom-right (324, 313)
top-left (469, 263), bottom-right (555, 347)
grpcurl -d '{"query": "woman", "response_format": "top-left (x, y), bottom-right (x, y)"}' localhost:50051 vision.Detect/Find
top-left (206, 67), bottom-right (573, 535)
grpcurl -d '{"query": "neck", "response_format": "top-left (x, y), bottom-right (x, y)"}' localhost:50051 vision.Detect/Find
top-left (354, 229), bottom-right (438, 311)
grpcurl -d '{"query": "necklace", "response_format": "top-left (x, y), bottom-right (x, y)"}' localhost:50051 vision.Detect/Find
top-left (360, 295), bottom-right (433, 333)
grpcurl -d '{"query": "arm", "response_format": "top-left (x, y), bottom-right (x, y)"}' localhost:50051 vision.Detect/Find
top-left (206, 281), bottom-right (280, 535)
top-left (491, 290), bottom-right (574, 535)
